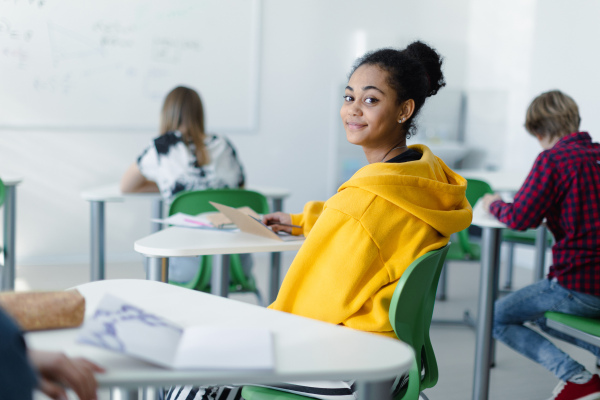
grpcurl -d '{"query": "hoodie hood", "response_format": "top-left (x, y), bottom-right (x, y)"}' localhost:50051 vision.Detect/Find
top-left (338, 144), bottom-right (472, 237)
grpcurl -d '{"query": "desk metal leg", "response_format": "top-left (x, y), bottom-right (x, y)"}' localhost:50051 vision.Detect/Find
top-left (472, 227), bottom-right (501, 400)
top-left (147, 199), bottom-right (165, 275)
top-left (142, 387), bottom-right (160, 400)
top-left (146, 257), bottom-right (168, 282)
top-left (110, 387), bottom-right (139, 400)
top-left (150, 199), bottom-right (164, 233)
top-left (271, 198), bottom-right (283, 213)
top-left (211, 255), bottom-right (230, 297)
top-left (267, 197), bottom-right (284, 304)
top-left (533, 226), bottom-right (548, 281)
top-left (90, 200), bottom-right (106, 281)
top-left (355, 379), bottom-right (394, 400)
top-left (2, 185), bottom-right (16, 290)
top-left (269, 252), bottom-right (281, 303)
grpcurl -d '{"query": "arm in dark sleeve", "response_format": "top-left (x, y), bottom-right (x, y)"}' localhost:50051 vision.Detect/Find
top-left (0, 309), bottom-right (38, 400)
top-left (489, 152), bottom-right (558, 230)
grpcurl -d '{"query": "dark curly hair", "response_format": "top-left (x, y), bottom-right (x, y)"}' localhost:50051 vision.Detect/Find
top-left (349, 41), bottom-right (446, 139)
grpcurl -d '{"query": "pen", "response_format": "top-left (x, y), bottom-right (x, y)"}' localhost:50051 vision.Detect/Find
top-left (184, 218), bottom-right (212, 227)
top-left (249, 215), bottom-right (301, 229)
top-left (267, 222), bottom-right (302, 229)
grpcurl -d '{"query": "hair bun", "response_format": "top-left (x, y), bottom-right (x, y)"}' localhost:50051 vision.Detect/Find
top-left (404, 41), bottom-right (445, 97)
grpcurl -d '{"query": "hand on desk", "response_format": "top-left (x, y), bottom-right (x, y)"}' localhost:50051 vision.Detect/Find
top-left (263, 212), bottom-right (293, 234)
top-left (29, 350), bottom-right (104, 400)
top-left (482, 194), bottom-right (502, 213)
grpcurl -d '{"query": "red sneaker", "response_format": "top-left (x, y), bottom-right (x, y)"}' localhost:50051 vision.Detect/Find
top-left (549, 374), bottom-right (600, 400)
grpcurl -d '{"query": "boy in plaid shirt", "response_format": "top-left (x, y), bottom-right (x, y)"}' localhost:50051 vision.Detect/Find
top-left (483, 90), bottom-right (600, 400)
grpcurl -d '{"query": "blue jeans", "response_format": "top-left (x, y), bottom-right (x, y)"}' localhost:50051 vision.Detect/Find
top-left (493, 278), bottom-right (600, 381)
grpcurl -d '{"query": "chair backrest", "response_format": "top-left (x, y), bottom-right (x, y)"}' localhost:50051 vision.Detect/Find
top-left (0, 178), bottom-right (5, 208)
top-left (465, 178), bottom-right (493, 207)
top-left (457, 178), bottom-right (494, 255)
top-left (389, 244), bottom-right (450, 400)
top-left (168, 189), bottom-right (270, 290)
top-left (169, 188), bottom-right (270, 216)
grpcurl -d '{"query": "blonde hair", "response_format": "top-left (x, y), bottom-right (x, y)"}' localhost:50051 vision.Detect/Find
top-left (160, 86), bottom-right (209, 165)
top-left (525, 90), bottom-right (580, 140)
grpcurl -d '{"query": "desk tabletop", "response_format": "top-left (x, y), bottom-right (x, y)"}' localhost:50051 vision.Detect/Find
top-left (135, 226), bottom-right (304, 257)
top-left (455, 169), bottom-right (528, 193)
top-left (471, 201), bottom-right (506, 229)
top-left (26, 280), bottom-right (413, 388)
top-left (81, 184), bottom-right (291, 202)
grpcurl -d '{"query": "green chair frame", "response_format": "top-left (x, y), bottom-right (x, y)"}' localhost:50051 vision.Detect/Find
top-left (545, 311), bottom-right (600, 348)
top-left (167, 188), bottom-right (270, 304)
top-left (241, 245), bottom-right (450, 400)
top-left (500, 228), bottom-right (553, 290)
top-left (437, 179), bottom-right (492, 301)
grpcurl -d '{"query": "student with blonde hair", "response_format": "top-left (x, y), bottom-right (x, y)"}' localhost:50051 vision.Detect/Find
top-left (121, 86), bottom-right (245, 199)
top-left (483, 90), bottom-right (600, 400)
top-left (121, 86), bottom-right (246, 283)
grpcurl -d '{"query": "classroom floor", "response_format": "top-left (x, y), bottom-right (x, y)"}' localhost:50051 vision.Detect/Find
top-left (20, 250), bottom-right (599, 400)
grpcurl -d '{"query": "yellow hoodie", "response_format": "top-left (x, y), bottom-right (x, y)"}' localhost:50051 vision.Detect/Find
top-left (268, 145), bottom-right (472, 338)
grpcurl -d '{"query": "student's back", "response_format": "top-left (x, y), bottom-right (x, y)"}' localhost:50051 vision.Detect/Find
top-left (121, 86), bottom-right (245, 200)
top-left (121, 86), bottom-right (247, 283)
top-left (137, 130), bottom-right (244, 199)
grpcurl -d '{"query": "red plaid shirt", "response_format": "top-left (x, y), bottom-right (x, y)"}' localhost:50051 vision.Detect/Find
top-left (490, 132), bottom-right (600, 296)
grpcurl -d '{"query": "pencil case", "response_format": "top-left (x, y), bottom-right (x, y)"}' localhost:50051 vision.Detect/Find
top-left (0, 289), bottom-right (85, 331)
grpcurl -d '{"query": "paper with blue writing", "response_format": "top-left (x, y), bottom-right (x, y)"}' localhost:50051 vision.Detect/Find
top-left (77, 294), bottom-right (274, 370)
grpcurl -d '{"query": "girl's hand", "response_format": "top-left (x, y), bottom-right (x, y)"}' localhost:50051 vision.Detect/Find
top-left (262, 212), bottom-right (293, 233)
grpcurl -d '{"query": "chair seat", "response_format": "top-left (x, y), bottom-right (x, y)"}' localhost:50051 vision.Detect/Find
top-left (545, 312), bottom-right (600, 337)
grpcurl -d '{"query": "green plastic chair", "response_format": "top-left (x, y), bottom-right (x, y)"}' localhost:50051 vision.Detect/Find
top-left (545, 311), bottom-right (600, 348)
top-left (500, 228), bottom-right (553, 289)
top-left (167, 189), bottom-right (269, 304)
top-left (0, 177), bottom-right (5, 208)
top-left (437, 178), bottom-right (493, 300)
top-left (241, 245), bottom-right (450, 400)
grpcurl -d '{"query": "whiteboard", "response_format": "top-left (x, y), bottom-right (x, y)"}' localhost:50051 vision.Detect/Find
top-left (0, 0), bottom-right (261, 131)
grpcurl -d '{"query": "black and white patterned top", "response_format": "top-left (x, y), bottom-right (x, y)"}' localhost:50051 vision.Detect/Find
top-left (137, 131), bottom-right (245, 200)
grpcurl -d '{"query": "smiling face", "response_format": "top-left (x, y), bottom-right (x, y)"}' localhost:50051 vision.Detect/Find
top-left (340, 64), bottom-right (407, 158)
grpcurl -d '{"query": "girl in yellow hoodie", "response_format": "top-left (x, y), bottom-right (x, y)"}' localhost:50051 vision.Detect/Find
top-left (167, 41), bottom-right (472, 400)
top-left (265, 42), bottom-right (472, 339)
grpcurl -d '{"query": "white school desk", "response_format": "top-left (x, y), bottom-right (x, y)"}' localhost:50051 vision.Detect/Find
top-left (135, 226), bottom-right (304, 303)
top-left (456, 169), bottom-right (549, 281)
top-left (1, 176), bottom-right (22, 291)
top-left (454, 169), bottom-right (528, 193)
top-left (26, 279), bottom-right (413, 400)
top-left (80, 184), bottom-right (290, 283)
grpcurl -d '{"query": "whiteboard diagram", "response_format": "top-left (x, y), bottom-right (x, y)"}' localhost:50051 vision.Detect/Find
top-left (0, 0), bottom-right (261, 131)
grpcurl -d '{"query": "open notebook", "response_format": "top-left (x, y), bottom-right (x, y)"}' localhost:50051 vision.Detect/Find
top-left (77, 294), bottom-right (274, 370)
top-left (210, 202), bottom-right (304, 242)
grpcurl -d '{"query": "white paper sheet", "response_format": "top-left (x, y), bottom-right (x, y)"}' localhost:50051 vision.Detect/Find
top-left (78, 295), bottom-right (274, 370)
top-left (151, 212), bottom-right (217, 229)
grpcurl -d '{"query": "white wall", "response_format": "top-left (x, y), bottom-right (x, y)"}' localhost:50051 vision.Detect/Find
top-left (0, 0), bottom-right (472, 266)
top-left (462, 0), bottom-right (600, 172)
top-left (14, 0), bottom-right (600, 269)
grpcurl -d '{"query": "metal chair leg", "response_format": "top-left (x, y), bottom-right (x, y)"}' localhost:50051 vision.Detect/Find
top-left (503, 242), bottom-right (515, 289)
